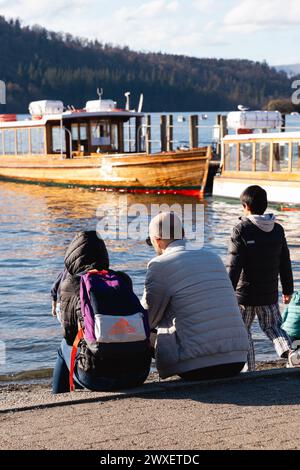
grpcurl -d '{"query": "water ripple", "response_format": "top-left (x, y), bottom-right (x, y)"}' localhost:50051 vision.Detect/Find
top-left (0, 181), bottom-right (299, 374)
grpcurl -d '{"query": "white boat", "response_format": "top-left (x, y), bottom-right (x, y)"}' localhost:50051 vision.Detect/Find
top-left (213, 111), bottom-right (300, 205)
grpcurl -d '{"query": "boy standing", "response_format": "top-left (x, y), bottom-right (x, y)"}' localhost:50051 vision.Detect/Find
top-left (227, 185), bottom-right (299, 369)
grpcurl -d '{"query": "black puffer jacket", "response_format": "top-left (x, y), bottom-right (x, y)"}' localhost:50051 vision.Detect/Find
top-left (59, 231), bottom-right (110, 346)
top-left (227, 217), bottom-right (294, 306)
top-left (59, 230), bottom-right (147, 374)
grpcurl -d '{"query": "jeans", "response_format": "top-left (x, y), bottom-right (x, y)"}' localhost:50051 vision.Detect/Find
top-left (52, 339), bottom-right (151, 394)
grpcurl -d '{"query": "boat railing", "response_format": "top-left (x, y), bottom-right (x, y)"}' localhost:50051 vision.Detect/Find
top-left (124, 116), bottom-right (217, 154)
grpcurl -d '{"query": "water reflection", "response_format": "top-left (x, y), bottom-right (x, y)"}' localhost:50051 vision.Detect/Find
top-left (0, 181), bottom-right (299, 374)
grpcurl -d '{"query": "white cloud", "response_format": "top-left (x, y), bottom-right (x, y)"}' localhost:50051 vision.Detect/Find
top-left (116, 1), bottom-right (163, 22)
top-left (193, 0), bottom-right (217, 13)
top-left (0, 0), bottom-right (227, 55)
top-left (203, 20), bottom-right (216, 33)
top-left (91, 5), bottom-right (226, 55)
top-left (224, 0), bottom-right (300, 32)
top-left (0, 0), bottom-right (92, 23)
top-left (116, 0), bottom-right (180, 22)
top-left (166, 1), bottom-right (179, 13)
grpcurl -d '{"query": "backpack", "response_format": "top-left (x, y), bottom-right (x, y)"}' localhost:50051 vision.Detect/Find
top-left (69, 269), bottom-right (150, 391)
top-left (282, 291), bottom-right (300, 340)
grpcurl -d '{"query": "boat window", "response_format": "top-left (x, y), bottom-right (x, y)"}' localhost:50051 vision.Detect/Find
top-left (3, 129), bottom-right (16, 155)
top-left (292, 143), bottom-right (300, 172)
top-left (111, 124), bottom-right (118, 151)
top-left (0, 130), bottom-right (3, 155)
top-left (240, 143), bottom-right (252, 171)
top-left (17, 128), bottom-right (29, 155)
top-left (71, 124), bottom-right (79, 140)
top-left (91, 121), bottom-right (110, 146)
top-left (255, 143), bottom-right (270, 171)
top-left (30, 128), bottom-right (45, 154)
top-left (52, 126), bottom-right (66, 153)
top-left (273, 143), bottom-right (289, 172)
top-left (71, 124), bottom-right (80, 152)
top-left (224, 143), bottom-right (237, 171)
top-left (79, 124), bottom-right (87, 140)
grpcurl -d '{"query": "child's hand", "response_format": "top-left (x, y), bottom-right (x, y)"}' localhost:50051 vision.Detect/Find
top-left (52, 300), bottom-right (57, 316)
top-left (282, 295), bottom-right (292, 305)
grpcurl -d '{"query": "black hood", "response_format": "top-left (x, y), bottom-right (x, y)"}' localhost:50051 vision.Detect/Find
top-left (64, 231), bottom-right (109, 276)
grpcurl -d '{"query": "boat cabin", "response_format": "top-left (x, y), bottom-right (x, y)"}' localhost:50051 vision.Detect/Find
top-left (214, 110), bottom-right (300, 204)
top-left (222, 132), bottom-right (300, 176)
top-left (0, 99), bottom-right (144, 158)
top-left (221, 111), bottom-right (300, 178)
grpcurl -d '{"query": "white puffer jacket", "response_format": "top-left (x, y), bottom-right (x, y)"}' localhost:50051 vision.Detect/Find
top-left (142, 241), bottom-right (249, 379)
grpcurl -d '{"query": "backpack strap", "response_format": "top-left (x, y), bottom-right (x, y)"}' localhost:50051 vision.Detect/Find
top-left (69, 328), bottom-right (84, 392)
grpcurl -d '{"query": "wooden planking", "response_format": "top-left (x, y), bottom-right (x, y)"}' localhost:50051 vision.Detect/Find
top-left (0, 147), bottom-right (211, 190)
top-left (0, 155), bottom-right (102, 168)
top-left (0, 164), bottom-right (206, 188)
top-left (100, 147), bottom-right (211, 188)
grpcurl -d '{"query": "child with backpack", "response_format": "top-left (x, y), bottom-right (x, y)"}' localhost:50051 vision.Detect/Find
top-left (227, 185), bottom-right (300, 370)
top-left (52, 231), bottom-right (151, 394)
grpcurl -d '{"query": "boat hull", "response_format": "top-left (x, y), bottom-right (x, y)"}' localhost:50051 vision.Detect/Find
top-left (0, 148), bottom-right (211, 197)
top-left (213, 175), bottom-right (300, 204)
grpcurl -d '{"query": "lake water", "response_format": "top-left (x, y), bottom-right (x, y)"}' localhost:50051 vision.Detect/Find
top-left (1, 110), bottom-right (300, 377)
top-left (0, 180), bottom-right (299, 377)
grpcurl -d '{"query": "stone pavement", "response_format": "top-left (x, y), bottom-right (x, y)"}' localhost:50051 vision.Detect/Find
top-left (1, 368), bottom-right (300, 450)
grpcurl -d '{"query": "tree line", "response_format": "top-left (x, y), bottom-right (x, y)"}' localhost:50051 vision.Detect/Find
top-left (0, 16), bottom-right (295, 113)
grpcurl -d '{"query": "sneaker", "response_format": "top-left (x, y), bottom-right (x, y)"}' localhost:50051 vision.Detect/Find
top-left (287, 350), bottom-right (300, 368)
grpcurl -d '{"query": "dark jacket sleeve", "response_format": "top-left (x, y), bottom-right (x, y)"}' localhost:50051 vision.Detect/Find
top-left (62, 294), bottom-right (82, 346)
top-left (227, 226), bottom-right (246, 290)
top-left (50, 270), bottom-right (64, 301)
top-left (280, 235), bottom-right (294, 296)
top-left (59, 274), bottom-right (82, 345)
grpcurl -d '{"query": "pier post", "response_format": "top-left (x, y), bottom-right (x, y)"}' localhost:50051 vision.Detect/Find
top-left (64, 125), bottom-right (72, 158)
top-left (118, 122), bottom-right (124, 153)
top-left (216, 114), bottom-right (221, 156)
top-left (189, 115), bottom-right (198, 149)
top-left (135, 116), bottom-right (143, 153)
top-left (215, 114), bottom-right (227, 156)
top-left (167, 114), bottom-right (173, 152)
top-left (145, 115), bottom-right (152, 154)
top-left (160, 115), bottom-right (167, 152)
top-left (220, 115), bottom-right (228, 140)
top-left (281, 114), bottom-right (286, 132)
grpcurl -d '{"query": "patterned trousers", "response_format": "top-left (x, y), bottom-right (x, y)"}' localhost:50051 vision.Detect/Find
top-left (239, 304), bottom-right (292, 371)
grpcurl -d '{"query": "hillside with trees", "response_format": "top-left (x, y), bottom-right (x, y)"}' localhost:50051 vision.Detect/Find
top-left (0, 16), bottom-right (294, 113)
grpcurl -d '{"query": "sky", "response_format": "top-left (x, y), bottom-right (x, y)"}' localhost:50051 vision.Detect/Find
top-left (0, 0), bottom-right (299, 65)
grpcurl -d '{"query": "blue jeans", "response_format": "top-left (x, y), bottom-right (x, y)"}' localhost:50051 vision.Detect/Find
top-left (52, 339), bottom-right (150, 394)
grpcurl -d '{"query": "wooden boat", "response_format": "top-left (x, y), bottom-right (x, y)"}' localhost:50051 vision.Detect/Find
top-left (213, 111), bottom-right (300, 204)
top-left (0, 98), bottom-right (211, 197)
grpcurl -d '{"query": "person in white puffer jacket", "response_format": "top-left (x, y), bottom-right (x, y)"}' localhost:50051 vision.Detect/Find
top-left (142, 212), bottom-right (249, 381)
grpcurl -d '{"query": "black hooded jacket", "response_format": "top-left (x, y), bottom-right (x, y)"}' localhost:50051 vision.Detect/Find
top-left (59, 231), bottom-right (110, 346)
top-left (57, 231), bottom-right (149, 374)
top-left (227, 217), bottom-right (294, 306)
